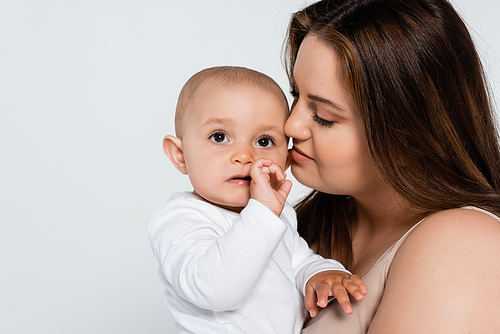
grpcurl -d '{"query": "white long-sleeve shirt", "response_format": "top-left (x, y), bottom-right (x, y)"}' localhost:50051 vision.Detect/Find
top-left (148, 191), bottom-right (348, 334)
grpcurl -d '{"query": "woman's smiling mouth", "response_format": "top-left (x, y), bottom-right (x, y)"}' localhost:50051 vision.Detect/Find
top-left (291, 146), bottom-right (314, 163)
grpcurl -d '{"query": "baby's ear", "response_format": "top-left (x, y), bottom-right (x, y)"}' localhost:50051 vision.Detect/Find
top-left (163, 135), bottom-right (187, 175)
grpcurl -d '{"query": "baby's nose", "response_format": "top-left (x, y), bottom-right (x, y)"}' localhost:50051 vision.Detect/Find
top-left (231, 145), bottom-right (254, 165)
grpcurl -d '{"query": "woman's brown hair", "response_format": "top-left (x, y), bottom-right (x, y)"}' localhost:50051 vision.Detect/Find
top-left (285, 0), bottom-right (500, 270)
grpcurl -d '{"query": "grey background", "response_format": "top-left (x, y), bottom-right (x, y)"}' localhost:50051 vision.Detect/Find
top-left (1, 0), bottom-right (499, 333)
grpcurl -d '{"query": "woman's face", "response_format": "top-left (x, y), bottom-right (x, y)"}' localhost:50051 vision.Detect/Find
top-left (284, 33), bottom-right (383, 198)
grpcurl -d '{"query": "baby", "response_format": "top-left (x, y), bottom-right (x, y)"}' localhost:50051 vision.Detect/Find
top-left (148, 66), bottom-right (366, 334)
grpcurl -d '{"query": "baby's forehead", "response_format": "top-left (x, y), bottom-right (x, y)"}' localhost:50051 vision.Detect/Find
top-left (176, 70), bottom-right (289, 137)
top-left (196, 78), bottom-right (285, 101)
top-left (185, 79), bottom-right (288, 118)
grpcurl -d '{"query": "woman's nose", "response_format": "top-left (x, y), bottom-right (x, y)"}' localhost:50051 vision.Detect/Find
top-left (230, 144), bottom-right (254, 165)
top-left (284, 102), bottom-right (311, 140)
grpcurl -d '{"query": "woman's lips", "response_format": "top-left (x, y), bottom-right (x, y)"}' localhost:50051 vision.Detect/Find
top-left (291, 146), bottom-right (313, 163)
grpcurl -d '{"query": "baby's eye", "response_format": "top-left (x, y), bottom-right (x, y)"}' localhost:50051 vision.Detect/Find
top-left (256, 136), bottom-right (274, 148)
top-left (209, 131), bottom-right (228, 143)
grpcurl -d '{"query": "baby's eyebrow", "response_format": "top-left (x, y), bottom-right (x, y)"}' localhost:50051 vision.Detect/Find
top-left (201, 117), bottom-right (232, 127)
top-left (259, 124), bottom-right (284, 134)
top-left (201, 117), bottom-right (285, 136)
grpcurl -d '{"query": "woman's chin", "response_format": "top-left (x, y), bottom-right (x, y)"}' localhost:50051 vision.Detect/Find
top-left (290, 164), bottom-right (315, 188)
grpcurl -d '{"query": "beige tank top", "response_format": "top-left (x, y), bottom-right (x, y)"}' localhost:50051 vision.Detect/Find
top-left (301, 206), bottom-right (499, 333)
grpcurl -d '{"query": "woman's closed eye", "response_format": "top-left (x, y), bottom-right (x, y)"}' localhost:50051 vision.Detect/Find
top-left (256, 135), bottom-right (275, 148)
top-left (312, 112), bottom-right (336, 128)
top-left (291, 88), bottom-right (336, 128)
top-left (209, 131), bottom-right (229, 143)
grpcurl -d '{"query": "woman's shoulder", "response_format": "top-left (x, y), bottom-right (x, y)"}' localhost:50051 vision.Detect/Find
top-left (406, 206), bottom-right (500, 249)
top-left (391, 206), bottom-right (500, 273)
top-left (368, 207), bottom-right (500, 332)
top-left (395, 206), bottom-right (500, 275)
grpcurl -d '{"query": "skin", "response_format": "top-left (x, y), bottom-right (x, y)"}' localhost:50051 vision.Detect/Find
top-left (164, 78), bottom-right (367, 316)
top-left (370, 208), bottom-right (500, 333)
top-left (286, 33), bottom-right (500, 332)
top-left (164, 82), bottom-right (291, 214)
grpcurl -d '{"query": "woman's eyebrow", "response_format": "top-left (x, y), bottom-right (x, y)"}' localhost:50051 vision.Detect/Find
top-left (307, 94), bottom-right (346, 113)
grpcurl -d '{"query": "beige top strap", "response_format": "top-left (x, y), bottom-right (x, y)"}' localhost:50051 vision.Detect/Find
top-left (302, 206), bottom-right (500, 333)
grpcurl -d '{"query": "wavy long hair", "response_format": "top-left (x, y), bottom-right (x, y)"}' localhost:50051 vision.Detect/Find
top-left (285, 0), bottom-right (500, 269)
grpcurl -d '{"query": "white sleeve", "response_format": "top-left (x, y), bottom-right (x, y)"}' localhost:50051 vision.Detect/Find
top-left (148, 197), bottom-right (286, 312)
top-left (281, 203), bottom-right (351, 297)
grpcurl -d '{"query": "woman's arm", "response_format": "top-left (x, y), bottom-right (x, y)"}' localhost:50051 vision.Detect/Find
top-left (368, 208), bottom-right (500, 333)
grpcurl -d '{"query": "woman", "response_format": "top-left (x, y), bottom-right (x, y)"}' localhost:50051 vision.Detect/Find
top-left (284, 0), bottom-right (500, 332)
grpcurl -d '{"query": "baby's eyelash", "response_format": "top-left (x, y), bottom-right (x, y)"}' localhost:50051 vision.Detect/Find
top-left (256, 135), bottom-right (275, 147)
top-left (208, 130), bottom-right (229, 143)
top-left (312, 112), bottom-right (336, 128)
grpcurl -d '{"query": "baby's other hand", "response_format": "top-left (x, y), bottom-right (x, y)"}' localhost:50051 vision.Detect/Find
top-left (305, 271), bottom-right (367, 317)
top-left (249, 158), bottom-right (292, 216)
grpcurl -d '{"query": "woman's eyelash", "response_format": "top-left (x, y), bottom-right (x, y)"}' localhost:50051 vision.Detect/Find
top-left (290, 89), bottom-right (298, 98)
top-left (312, 112), bottom-right (336, 128)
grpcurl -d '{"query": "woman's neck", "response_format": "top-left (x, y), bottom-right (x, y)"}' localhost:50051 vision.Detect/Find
top-left (350, 188), bottom-right (422, 276)
top-left (354, 192), bottom-right (413, 231)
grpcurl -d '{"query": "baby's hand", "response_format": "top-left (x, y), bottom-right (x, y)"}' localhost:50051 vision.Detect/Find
top-left (305, 271), bottom-right (367, 317)
top-left (249, 158), bottom-right (292, 216)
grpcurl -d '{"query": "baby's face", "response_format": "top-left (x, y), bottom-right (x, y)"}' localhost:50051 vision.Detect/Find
top-left (181, 82), bottom-right (289, 212)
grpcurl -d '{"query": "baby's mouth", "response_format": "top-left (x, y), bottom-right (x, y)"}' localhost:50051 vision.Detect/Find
top-left (231, 176), bottom-right (252, 182)
top-left (227, 174), bottom-right (252, 186)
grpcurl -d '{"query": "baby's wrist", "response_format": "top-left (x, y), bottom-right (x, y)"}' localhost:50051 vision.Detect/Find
top-left (250, 196), bottom-right (283, 217)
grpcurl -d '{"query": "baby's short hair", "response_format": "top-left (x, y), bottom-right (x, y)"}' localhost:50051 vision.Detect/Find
top-left (175, 66), bottom-right (288, 137)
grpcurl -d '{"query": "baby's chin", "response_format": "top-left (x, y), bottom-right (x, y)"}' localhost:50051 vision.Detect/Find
top-left (217, 204), bottom-right (245, 213)
top-left (210, 199), bottom-right (248, 213)
top-left (192, 190), bottom-right (248, 213)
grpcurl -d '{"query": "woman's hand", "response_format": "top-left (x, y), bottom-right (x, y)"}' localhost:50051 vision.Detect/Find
top-left (305, 271), bottom-right (367, 317)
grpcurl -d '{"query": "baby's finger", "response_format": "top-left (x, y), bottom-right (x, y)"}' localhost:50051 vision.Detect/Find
top-left (332, 283), bottom-right (354, 315)
top-left (304, 285), bottom-right (319, 318)
top-left (267, 163), bottom-right (285, 181)
top-left (344, 282), bottom-right (365, 302)
top-left (350, 275), bottom-right (367, 293)
top-left (316, 282), bottom-right (333, 308)
top-left (260, 166), bottom-right (271, 175)
top-left (252, 158), bottom-right (273, 170)
top-left (276, 179), bottom-right (292, 199)
top-left (347, 275), bottom-right (367, 299)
